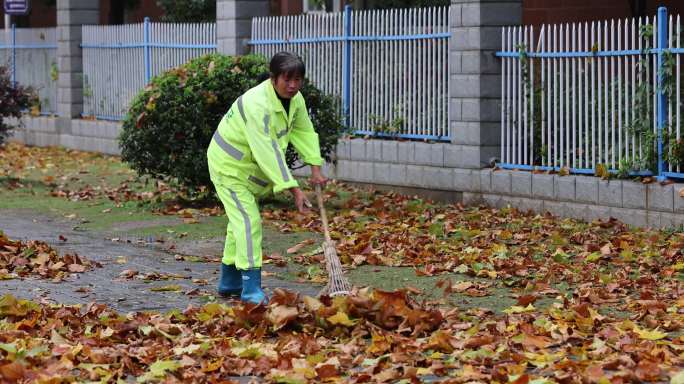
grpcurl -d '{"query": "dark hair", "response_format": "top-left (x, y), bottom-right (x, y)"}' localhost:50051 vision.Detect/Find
top-left (269, 51), bottom-right (305, 79)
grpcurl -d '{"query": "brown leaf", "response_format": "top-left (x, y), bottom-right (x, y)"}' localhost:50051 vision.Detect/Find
top-left (0, 362), bottom-right (25, 380)
top-left (119, 269), bottom-right (139, 279)
top-left (267, 305), bottom-right (299, 329)
top-left (67, 264), bottom-right (86, 273)
top-left (316, 364), bottom-right (339, 380)
top-left (635, 360), bottom-right (661, 381)
top-left (135, 112), bottom-right (146, 128)
top-left (600, 243), bottom-right (612, 256)
top-left (373, 368), bottom-right (400, 383)
top-left (425, 330), bottom-right (455, 353)
top-left (516, 294), bottom-right (537, 306)
top-left (452, 281), bottom-right (473, 292)
top-left (521, 333), bottom-right (552, 349)
top-left (287, 239), bottom-right (315, 254)
top-left (464, 335), bottom-right (495, 348)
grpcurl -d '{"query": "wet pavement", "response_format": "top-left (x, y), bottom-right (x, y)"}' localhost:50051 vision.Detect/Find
top-left (0, 210), bottom-right (320, 313)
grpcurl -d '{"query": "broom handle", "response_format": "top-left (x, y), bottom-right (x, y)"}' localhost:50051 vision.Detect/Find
top-left (315, 185), bottom-right (332, 243)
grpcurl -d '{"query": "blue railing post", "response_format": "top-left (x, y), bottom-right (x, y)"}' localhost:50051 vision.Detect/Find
top-left (342, 5), bottom-right (352, 128)
top-left (657, 6), bottom-right (668, 180)
top-left (11, 23), bottom-right (16, 88)
top-left (144, 17), bottom-right (151, 84)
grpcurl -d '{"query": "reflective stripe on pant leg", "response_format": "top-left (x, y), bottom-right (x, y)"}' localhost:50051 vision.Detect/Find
top-left (212, 183), bottom-right (262, 270)
top-left (229, 189), bottom-right (255, 269)
top-left (222, 224), bottom-right (236, 266)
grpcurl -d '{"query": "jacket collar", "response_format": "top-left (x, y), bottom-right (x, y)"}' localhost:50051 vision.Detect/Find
top-left (261, 79), bottom-right (299, 116)
top-left (261, 79), bottom-right (282, 113)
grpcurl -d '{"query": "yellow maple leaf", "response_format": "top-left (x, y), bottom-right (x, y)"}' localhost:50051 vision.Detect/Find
top-left (503, 304), bottom-right (535, 314)
top-left (634, 326), bottom-right (668, 341)
top-left (326, 311), bottom-right (356, 326)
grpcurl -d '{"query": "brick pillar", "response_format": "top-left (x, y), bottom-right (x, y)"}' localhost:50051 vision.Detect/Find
top-left (56, 0), bottom-right (99, 119)
top-left (217, 0), bottom-right (270, 55)
top-left (448, 0), bottom-right (521, 168)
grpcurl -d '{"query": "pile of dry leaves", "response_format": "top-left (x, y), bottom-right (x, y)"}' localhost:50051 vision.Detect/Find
top-left (0, 232), bottom-right (99, 281)
top-left (3, 285), bottom-right (684, 382)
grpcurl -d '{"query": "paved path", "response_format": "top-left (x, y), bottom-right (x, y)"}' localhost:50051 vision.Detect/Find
top-left (0, 210), bottom-right (320, 313)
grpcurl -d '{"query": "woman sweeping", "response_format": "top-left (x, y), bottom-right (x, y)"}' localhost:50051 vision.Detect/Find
top-left (207, 52), bottom-right (327, 304)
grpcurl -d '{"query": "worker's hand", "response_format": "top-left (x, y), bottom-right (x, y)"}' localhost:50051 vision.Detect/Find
top-left (309, 165), bottom-right (328, 187)
top-left (291, 187), bottom-right (312, 214)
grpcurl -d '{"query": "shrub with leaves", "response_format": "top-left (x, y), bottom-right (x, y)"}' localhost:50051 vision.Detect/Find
top-left (119, 54), bottom-right (342, 193)
top-left (0, 66), bottom-right (35, 146)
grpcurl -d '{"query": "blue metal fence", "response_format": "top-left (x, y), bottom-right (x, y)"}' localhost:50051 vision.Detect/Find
top-left (250, 5), bottom-right (450, 141)
top-left (496, 6), bottom-right (684, 180)
top-left (81, 18), bottom-right (217, 120)
top-left (0, 25), bottom-right (58, 115)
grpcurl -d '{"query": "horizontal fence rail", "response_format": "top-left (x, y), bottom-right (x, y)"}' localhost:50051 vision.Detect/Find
top-left (0, 26), bottom-right (58, 116)
top-left (250, 5), bottom-right (450, 141)
top-left (82, 18), bottom-right (216, 120)
top-left (497, 6), bottom-right (684, 180)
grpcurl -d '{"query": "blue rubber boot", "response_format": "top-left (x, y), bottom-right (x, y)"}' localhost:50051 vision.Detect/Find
top-left (217, 263), bottom-right (242, 297)
top-left (240, 268), bottom-right (267, 304)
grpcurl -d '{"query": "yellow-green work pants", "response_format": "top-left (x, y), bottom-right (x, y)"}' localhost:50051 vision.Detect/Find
top-left (212, 181), bottom-right (263, 270)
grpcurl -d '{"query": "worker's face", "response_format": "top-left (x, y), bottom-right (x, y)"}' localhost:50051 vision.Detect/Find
top-left (272, 73), bottom-right (303, 99)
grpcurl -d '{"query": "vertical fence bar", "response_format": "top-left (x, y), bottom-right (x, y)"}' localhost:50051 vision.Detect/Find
top-left (501, 27), bottom-right (506, 163)
top-left (678, 15), bottom-right (681, 173)
top-left (530, 27), bottom-right (535, 165)
top-left (584, 22), bottom-right (589, 168)
top-left (144, 17), bottom-right (151, 84)
top-left (632, 18), bottom-right (637, 163)
top-left (506, 27), bottom-right (512, 164)
top-left (652, 16), bottom-right (657, 164)
top-left (552, 24), bottom-right (558, 168)
top-left (668, 15), bottom-right (674, 172)
top-left (603, 20), bottom-right (609, 168)
top-left (591, 22), bottom-right (596, 169)
top-left (568, 23), bottom-right (577, 168)
top-left (522, 26), bottom-right (528, 165)
top-left (657, 7), bottom-right (667, 179)
top-left (513, 27), bottom-right (519, 164)
top-left (541, 26), bottom-right (546, 166)
top-left (610, 19), bottom-right (616, 169)
top-left (11, 23), bottom-right (16, 87)
top-left (559, 24), bottom-right (565, 167)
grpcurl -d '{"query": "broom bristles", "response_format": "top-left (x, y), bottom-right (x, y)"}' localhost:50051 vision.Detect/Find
top-left (320, 240), bottom-right (352, 296)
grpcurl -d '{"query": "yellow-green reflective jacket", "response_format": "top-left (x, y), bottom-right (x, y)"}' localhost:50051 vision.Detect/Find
top-left (207, 79), bottom-right (323, 195)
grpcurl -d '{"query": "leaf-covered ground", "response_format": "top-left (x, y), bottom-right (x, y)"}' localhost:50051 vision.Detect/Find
top-left (0, 232), bottom-right (100, 281)
top-left (2, 280), bottom-right (684, 383)
top-left (3, 142), bottom-right (684, 382)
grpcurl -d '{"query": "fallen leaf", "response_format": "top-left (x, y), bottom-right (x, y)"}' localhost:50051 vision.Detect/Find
top-left (326, 311), bottom-right (355, 326)
top-left (67, 264), bottom-right (86, 273)
top-left (150, 285), bottom-right (182, 292)
top-left (634, 327), bottom-right (668, 341)
top-left (287, 239), bottom-right (315, 254)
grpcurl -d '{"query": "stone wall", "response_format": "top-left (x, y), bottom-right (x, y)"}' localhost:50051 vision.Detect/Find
top-left (335, 137), bottom-right (684, 229)
top-left (8, 117), bottom-right (121, 156)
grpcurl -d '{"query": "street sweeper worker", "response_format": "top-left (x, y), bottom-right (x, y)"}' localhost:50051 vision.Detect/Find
top-left (207, 51), bottom-right (327, 304)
